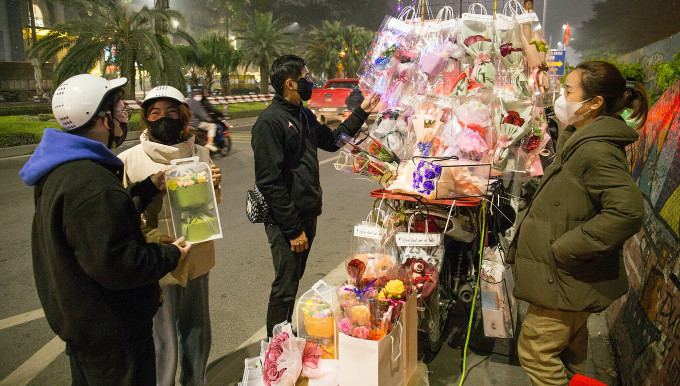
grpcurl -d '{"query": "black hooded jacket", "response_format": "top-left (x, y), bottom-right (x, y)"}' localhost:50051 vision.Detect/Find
top-left (20, 129), bottom-right (181, 354)
top-left (251, 94), bottom-right (368, 239)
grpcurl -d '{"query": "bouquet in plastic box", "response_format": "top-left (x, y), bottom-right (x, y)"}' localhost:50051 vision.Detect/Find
top-left (432, 158), bottom-right (491, 198)
top-left (296, 280), bottom-right (337, 360)
top-left (460, 11), bottom-right (496, 89)
top-left (165, 157), bottom-right (222, 244)
top-left (492, 96), bottom-right (533, 171)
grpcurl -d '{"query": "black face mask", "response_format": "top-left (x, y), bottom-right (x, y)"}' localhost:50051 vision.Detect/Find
top-left (148, 117), bottom-right (185, 145)
top-left (296, 77), bottom-right (314, 101)
top-left (107, 117), bottom-right (128, 149)
top-left (114, 121), bottom-right (128, 148)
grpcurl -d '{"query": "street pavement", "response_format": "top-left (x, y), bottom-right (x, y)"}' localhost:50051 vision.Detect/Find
top-left (0, 119), bottom-right (619, 385)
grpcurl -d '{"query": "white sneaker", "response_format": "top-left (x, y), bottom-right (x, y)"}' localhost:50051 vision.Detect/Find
top-left (205, 144), bottom-right (218, 152)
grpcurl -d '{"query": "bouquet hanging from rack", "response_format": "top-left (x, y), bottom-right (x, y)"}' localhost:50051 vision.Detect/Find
top-left (451, 98), bottom-right (493, 159)
top-left (371, 108), bottom-right (412, 160)
top-left (492, 97), bottom-right (533, 171)
top-left (357, 15), bottom-right (418, 94)
top-left (460, 19), bottom-right (495, 89)
top-left (521, 106), bottom-right (552, 176)
top-left (518, 10), bottom-right (550, 93)
top-left (495, 26), bottom-right (531, 98)
top-left (411, 99), bottom-right (445, 157)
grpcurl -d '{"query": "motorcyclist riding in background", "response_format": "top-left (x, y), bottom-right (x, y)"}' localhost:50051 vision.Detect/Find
top-left (186, 85), bottom-right (225, 154)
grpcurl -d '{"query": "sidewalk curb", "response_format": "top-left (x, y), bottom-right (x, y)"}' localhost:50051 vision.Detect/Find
top-left (0, 117), bottom-right (258, 159)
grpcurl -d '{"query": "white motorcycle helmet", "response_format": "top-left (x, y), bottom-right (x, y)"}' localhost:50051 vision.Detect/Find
top-left (141, 85), bottom-right (188, 109)
top-left (52, 74), bottom-right (128, 132)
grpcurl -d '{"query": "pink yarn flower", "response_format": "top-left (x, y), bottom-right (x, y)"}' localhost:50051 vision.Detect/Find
top-left (352, 326), bottom-right (370, 339)
top-left (339, 318), bottom-right (352, 335)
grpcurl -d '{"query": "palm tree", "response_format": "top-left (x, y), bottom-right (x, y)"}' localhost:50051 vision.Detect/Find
top-left (176, 32), bottom-right (242, 96)
top-left (304, 21), bottom-right (344, 79)
top-left (234, 11), bottom-right (292, 94)
top-left (28, 0), bottom-right (194, 96)
top-left (343, 25), bottom-right (374, 78)
top-left (303, 21), bottom-right (374, 80)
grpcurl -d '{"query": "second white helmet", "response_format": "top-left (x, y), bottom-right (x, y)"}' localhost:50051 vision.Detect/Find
top-left (142, 85), bottom-right (188, 109)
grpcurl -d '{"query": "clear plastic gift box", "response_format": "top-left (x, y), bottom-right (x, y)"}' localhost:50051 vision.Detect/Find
top-left (165, 157), bottom-right (222, 244)
top-left (296, 280), bottom-right (337, 359)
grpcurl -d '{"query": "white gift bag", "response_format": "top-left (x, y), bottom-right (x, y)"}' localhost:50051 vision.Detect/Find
top-left (337, 295), bottom-right (417, 386)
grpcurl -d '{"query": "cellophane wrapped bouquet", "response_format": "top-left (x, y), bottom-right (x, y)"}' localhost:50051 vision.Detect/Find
top-left (335, 1), bottom-right (557, 195)
top-left (333, 216), bottom-right (413, 341)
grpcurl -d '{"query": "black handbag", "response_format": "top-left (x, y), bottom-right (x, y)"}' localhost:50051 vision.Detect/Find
top-left (246, 184), bottom-right (269, 223)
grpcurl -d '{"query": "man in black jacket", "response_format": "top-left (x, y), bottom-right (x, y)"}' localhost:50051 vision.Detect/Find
top-left (19, 74), bottom-right (191, 385)
top-left (251, 55), bottom-right (380, 335)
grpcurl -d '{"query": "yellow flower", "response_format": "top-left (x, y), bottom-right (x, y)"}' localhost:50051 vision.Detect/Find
top-left (350, 305), bottom-right (371, 325)
top-left (166, 179), bottom-right (178, 190)
top-left (384, 280), bottom-right (406, 299)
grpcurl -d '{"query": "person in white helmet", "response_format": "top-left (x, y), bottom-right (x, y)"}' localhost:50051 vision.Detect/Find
top-left (118, 85), bottom-right (221, 386)
top-left (19, 74), bottom-right (191, 385)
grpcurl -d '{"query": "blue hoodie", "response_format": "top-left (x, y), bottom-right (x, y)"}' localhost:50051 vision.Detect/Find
top-left (20, 128), bottom-right (123, 186)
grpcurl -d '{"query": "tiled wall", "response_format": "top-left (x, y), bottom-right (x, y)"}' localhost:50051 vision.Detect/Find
top-left (609, 78), bottom-right (680, 385)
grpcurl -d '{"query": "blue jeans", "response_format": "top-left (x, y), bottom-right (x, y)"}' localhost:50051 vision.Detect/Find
top-left (264, 218), bottom-right (317, 337)
top-left (153, 274), bottom-right (211, 386)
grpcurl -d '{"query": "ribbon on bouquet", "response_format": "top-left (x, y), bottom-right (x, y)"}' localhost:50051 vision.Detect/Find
top-left (493, 134), bottom-right (514, 166)
top-left (302, 341), bottom-right (322, 370)
top-left (179, 210), bottom-right (219, 236)
top-left (379, 297), bottom-right (406, 307)
top-left (534, 63), bottom-right (549, 88)
top-left (471, 52), bottom-right (492, 82)
top-left (386, 68), bottom-right (411, 99)
top-left (508, 67), bottom-right (531, 97)
top-left (459, 120), bottom-right (488, 136)
top-left (346, 278), bottom-right (377, 300)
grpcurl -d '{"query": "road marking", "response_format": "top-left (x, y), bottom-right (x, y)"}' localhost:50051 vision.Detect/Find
top-left (319, 156), bottom-right (336, 165)
top-left (0, 335), bottom-right (65, 386)
top-left (0, 309), bottom-right (45, 330)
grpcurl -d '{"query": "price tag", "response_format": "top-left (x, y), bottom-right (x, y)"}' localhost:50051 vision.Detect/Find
top-left (396, 232), bottom-right (441, 247)
top-left (401, 246), bottom-right (433, 261)
top-left (461, 13), bottom-right (493, 24)
top-left (494, 15), bottom-right (514, 31)
top-left (515, 12), bottom-right (540, 24)
top-left (354, 224), bottom-right (385, 240)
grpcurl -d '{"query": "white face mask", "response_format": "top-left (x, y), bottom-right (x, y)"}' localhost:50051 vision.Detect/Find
top-left (554, 95), bottom-right (593, 125)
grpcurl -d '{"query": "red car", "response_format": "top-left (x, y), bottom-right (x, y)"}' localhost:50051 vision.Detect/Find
top-left (308, 78), bottom-right (360, 123)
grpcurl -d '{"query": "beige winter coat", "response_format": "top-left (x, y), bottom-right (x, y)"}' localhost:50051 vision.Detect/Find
top-left (118, 130), bottom-right (218, 287)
